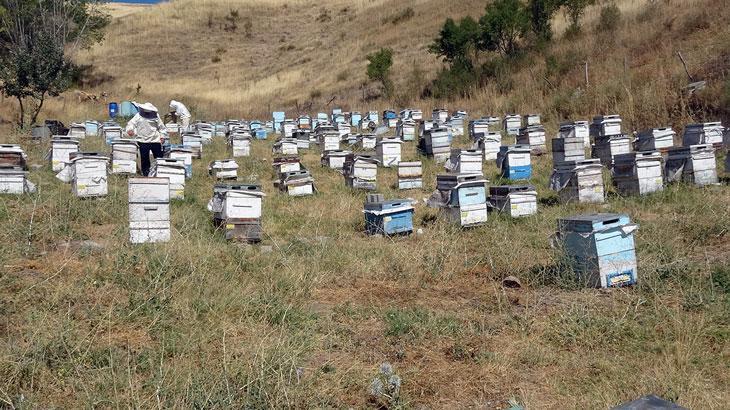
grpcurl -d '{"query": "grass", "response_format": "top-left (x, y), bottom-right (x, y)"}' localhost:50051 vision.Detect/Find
top-left (0, 128), bottom-right (728, 408)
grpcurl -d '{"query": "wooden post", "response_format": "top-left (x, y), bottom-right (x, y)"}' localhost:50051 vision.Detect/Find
top-left (677, 51), bottom-right (694, 82)
top-left (584, 61), bottom-right (589, 88)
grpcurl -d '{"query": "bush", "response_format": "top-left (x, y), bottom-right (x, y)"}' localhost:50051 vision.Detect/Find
top-left (597, 3), bottom-right (621, 32)
top-left (366, 48), bottom-right (394, 97)
top-left (425, 62), bottom-right (478, 99)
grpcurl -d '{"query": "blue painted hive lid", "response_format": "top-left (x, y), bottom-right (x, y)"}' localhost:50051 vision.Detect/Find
top-left (364, 199), bottom-right (414, 213)
top-left (558, 213), bottom-right (631, 233)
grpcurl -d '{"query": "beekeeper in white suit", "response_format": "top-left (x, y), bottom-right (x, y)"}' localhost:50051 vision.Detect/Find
top-left (169, 100), bottom-right (191, 131)
top-left (126, 102), bottom-right (168, 176)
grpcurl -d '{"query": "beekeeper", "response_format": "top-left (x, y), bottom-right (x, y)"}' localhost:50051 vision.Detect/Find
top-left (169, 100), bottom-right (191, 131)
top-left (125, 102), bottom-right (168, 176)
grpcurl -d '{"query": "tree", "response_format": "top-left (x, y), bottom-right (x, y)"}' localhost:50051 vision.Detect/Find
top-left (428, 16), bottom-right (480, 68)
top-left (366, 47), bottom-right (394, 97)
top-left (0, 0), bottom-right (109, 128)
top-left (529, 0), bottom-right (563, 42)
top-left (479, 0), bottom-right (531, 56)
top-left (563, 0), bottom-right (595, 32)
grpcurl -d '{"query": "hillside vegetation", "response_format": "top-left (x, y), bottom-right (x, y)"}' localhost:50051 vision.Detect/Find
top-left (0, 0), bottom-right (729, 408)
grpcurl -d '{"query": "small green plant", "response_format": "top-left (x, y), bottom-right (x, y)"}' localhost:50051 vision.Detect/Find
top-left (597, 3), bottom-right (621, 32)
top-left (366, 47), bottom-right (394, 97)
top-left (369, 363), bottom-right (402, 408)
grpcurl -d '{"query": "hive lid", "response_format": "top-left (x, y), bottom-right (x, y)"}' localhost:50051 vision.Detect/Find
top-left (558, 213), bottom-right (632, 233)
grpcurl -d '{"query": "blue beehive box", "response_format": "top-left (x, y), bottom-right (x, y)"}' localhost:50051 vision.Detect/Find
top-left (497, 145), bottom-right (532, 180)
top-left (273, 112), bottom-right (285, 132)
top-left (558, 213), bottom-right (639, 288)
top-left (351, 112), bottom-right (362, 127)
top-left (254, 128), bottom-right (269, 140)
top-left (249, 120), bottom-right (262, 130)
top-left (364, 196), bottom-right (414, 236)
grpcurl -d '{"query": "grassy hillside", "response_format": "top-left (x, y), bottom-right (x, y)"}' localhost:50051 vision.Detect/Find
top-left (1, 0), bottom-right (729, 408)
top-left (1, 129), bottom-right (728, 408)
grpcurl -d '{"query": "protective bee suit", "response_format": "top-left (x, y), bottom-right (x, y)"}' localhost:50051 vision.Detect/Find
top-left (125, 102), bottom-right (168, 176)
top-left (169, 100), bottom-right (191, 130)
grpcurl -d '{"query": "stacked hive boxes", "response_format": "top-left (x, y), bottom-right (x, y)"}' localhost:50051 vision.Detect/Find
top-left (550, 159), bottom-right (604, 204)
top-left (375, 137), bottom-right (402, 167)
top-left (56, 153), bottom-right (109, 198)
top-left (612, 152), bottom-right (664, 195)
top-left (292, 129), bottom-right (311, 149)
top-left (445, 149), bottom-right (483, 174)
top-left (343, 153), bottom-right (378, 190)
top-left (665, 144), bottom-right (718, 186)
top-left (152, 158), bottom-right (186, 200)
top-left (488, 185), bottom-right (537, 217)
top-left (552, 135), bottom-right (586, 164)
top-left (517, 125), bottom-right (547, 155)
top-left (0, 166), bottom-right (35, 194)
top-left (208, 159), bottom-right (238, 180)
top-left (635, 128), bottom-right (675, 154)
top-left (557, 213), bottom-right (639, 288)
top-left (559, 121), bottom-right (590, 147)
top-left (279, 170), bottom-right (316, 196)
top-left (209, 183), bottom-right (265, 242)
top-left (111, 139), bottom-right (138, 174)
top-left (398, 161), bottom-right (423, 190)
top-left (503, 114), bottom-right (521, 137)
top-left (166, 146), bottom-right (194, 178)
top-left (590, 115), bottom-right (630, 167)
top-left (396, 119), bottom-right (416, 141)
top-left (359, 134), bottom-right (377, 150)
top-left (229, 131), bottom-right (252, 157)
top-left (682, 122), bottom-right (724, 147)
top-left (273, 138), bottom-right (298, 155)
top-left (321, 150), bottom-right (350, 169)
top-left (469, 119), bottom-right (490, 141)
top-left (101, 122), bottom-right (123, 144)
top-left (497, 145), bottom-right (532, 180)
top-left (524, 114), bottom-right (541, 126)
top-left (68, 123), bottom-right (86, 139)
top-left (363, 194), bottom-right (415, 236)
top-left (474, 131), bottom-right (502, 161)
top-left (436, 173), bottom-right (489, 227)
top-left (182, 133), bottom-right (203, 158)
top-left (50, 137), bottom-right (79, 172)
top-left (419, 127), bottom-right (451, 162)
top-left (128, 177), bottom-right (171, 243)
top-left (0, 144), bottom-right (28, 170)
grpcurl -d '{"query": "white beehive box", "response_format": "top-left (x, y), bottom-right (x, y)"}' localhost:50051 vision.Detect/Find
top-left (489, 185), bottom-right (538, 218)
top-left (0, 166), bottom-right (34, 194)
top-left (665, 144), bottom-right (718, 186)
top-left (443, 203), bottom-right (488, 227)
top-left (128, 177), bottom-right (171, 243)
top-left (209, 159), bottom-right (238, 180)
top-left (50, 137), bottom-right (80, 172)
top-left (359, 134), bottom-right (377, 150)
top-left (524, 114), bottom-right (541, 126)
top-left (635, 128), bottom-right (675, 152)
top-left (503, 114), bottom-right (522, 136)
top-left (551, 159), bottom-right (604, 204)
top-left (273, 138), bottom-right (298, 155)
top-left (182, 133), bottom-right (203, 158)
top-left (682, 122), bottom-right (725, 147)
top-left (321, 150), bottom-right (350, 169)
top-left (560, 121), bottom-right (591, 147)
top-left (517, 125), bottom-right (547, 154)
top-left (446, 149), bottom-right (483, 174)
top-left (375, 138), bottom-right (402, 167)
top-left (111, 139), bottom-right (138, 174)
top-left (166, 147), bottom-right (193, 178)
top-left (396, 119), bottom-right (416, 141)
top-left (592, 134), bottom-right (632, 167)
top-left (152, 158), bottom-right (186, 200)
top-left (230, 135), bottom-right (251, 157)
top-left (590, 115), bottom-right (622, 138)
top-left (221, 190), bottom-right (265, 220)
top-left (613, 152), bottom-right (664, 195)
top-left (475, 132), bottom-right (501, 161)
top-left (320, 132), bottom-right (340, 151)
top-left (70, 155), bottom-right (109, 198)
top-left (68, 123), bottom-right (86, 139)
top-left (432, 108), bottom-right (448, 123)
top-left (469, 120), bottom-right (490, 141)
top-left (398, 161), bottom-right (423, 190)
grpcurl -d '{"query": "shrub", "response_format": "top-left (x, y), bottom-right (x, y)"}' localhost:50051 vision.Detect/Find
top-left (479, 0), bottom-right (531, 56)
top-left (366, 48), bottom-right (394, 97)
top-left (597, 3), bottom-right (621, 32)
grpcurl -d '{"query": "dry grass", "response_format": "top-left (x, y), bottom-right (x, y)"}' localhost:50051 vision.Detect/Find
top-left (0, 130), bottom-right (728, 408)
top-left (0, 0), bottom-right (729, 407)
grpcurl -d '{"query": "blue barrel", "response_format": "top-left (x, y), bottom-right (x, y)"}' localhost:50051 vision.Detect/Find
top-left (108, 102), bottom-right (118, 118)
